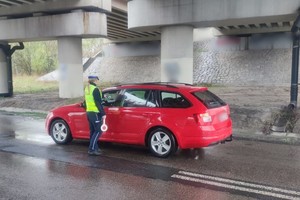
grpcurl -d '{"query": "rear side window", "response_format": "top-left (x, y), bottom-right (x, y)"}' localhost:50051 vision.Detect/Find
top-left (161, 92), bottom-right (191, 108)
top-left (123, 89), bottom-right (157, 107)
top-left (193, 90), bottom-right (226, 109)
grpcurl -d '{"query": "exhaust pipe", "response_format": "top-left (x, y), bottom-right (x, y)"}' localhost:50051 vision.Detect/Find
top-left (220, 135), bottom-right (233, 144)
top-left (225, 135), bottom-right (233, 142)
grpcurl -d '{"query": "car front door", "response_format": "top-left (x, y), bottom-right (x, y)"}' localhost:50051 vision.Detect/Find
top-left (68, 104), bottom-right (90, 139)
top-left (102, 89), bottom-right (123, 141)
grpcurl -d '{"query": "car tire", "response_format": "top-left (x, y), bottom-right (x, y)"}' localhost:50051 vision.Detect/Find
top-left (50, 119), bottom-right (73, 145)
top-left (148, 128), bottom-right (177, 158)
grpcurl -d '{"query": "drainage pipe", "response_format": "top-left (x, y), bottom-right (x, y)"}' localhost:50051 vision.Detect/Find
top-left (290, 15), bottom-right (300, 108)
top-left (290, 34), bottom-right (300, 108)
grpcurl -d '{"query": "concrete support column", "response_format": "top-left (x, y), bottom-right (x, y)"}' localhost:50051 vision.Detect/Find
top-left (161, 26), bottom-right (194, 84)
top-left (58, 37), bottom-right (83, 98)
top-left (0, 43), bottom-right (8, 96)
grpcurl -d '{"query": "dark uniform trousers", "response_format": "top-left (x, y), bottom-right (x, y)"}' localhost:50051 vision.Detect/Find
top-left (86, 112), bottom-right (103, 152)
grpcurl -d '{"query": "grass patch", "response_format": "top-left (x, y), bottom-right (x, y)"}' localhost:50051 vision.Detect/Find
top-left (0, 110), bottom-right (47, 119)
top-left (13, 76), bottom-right (117, 95)
top-left (65, 97), bottom-right (84, 104)
top-left (13, 75), bottom-right (58, 94)
top-left (18, 112), bottom-right (48, 119)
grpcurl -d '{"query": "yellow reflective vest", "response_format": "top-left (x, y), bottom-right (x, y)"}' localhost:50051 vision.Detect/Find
top-left (84, 84), bottom-right (102, 112)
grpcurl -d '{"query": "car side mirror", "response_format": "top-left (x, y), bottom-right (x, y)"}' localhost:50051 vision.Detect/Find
top-left (80, 101), bottom-right (86, 108)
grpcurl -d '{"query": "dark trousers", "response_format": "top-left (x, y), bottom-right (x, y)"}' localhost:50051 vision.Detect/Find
top-left (86, 112), bottom-right (103, 152)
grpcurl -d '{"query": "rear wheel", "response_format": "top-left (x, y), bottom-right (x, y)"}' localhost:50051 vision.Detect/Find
top-left (148, 128), bottom-right (177, 158)
top-left (50, 119), bottom-right (73, 144)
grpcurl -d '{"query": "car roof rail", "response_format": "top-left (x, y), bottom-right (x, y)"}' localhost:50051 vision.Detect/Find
top-left (116, 82), bottom-right (194, 88)
top-left (116, 82), bottom-right (175, 88)
top-left (139, 82), bottom-right (178, 88)
top-left (142, 82), bottom-right (194, 87)
top-left (146, 82), bottom-right (194, 86)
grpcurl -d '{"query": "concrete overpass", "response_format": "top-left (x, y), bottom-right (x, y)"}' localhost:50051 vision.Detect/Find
top-left (0, 0), bottom-right (160, 98)
top-left (0, 0), bottom-right (160, 41)
top-left (128, 0), bottom-right (300, 85)
top-left (0, 0), bottom-right (110, 98)
top-left (1, 0), bottom-right (300, 98)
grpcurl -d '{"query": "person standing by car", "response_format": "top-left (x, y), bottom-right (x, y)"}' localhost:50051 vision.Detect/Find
top-left (84, 75), bottom-right (106, 156)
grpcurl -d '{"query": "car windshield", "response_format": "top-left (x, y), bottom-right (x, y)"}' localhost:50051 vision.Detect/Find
top-left (193, 90), bottom-right (226, 109)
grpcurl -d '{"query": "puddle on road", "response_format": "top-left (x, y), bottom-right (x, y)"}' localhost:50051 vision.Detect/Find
top-left (0, 115), bottom-right (16, 138)
top-left (15, 132), bottom-right (54, 144)
top-left (0, 113), bottom-right (54, 145)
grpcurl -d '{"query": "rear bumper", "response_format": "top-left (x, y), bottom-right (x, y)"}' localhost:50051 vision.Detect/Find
top-left (180, 126), bottom-right (232, 149)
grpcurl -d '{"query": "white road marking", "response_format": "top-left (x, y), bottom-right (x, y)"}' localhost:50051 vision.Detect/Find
top-left (171, 171), bottom-right (300, 200)
top-left (178, 171), bottom-right (300, 196)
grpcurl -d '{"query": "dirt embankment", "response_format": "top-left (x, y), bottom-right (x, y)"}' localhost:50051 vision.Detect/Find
top-left (0, 91), bottom-right (82, 112)
top-left (0, 86), bottom-right (293, 132)
top-left (210, 86), bottom-right (291, 133)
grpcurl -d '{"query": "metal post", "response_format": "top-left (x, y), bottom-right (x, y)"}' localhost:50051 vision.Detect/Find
top-left (0, 42), bottom-right (24, 97)
top-left (0, 44), bottom-right (11, 97)
top-left (7, 53), bottom-right (13, 97)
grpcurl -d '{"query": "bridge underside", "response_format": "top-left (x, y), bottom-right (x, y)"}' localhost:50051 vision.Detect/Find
top-left (0, 0), bottom-right (161, 43)
top-left (128, 0), bottom-right (300, 85)
top-left (1, 0), bottom-right (300, 97)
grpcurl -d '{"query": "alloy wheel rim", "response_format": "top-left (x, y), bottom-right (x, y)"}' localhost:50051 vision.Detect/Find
top-left (53, 122), bottom-right (67, 142)
top-left (151, 131), bottom-right (171, 155)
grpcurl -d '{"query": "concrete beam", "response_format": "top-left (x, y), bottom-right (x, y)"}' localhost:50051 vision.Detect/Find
top-left (0, 0), bottom-right (111, 17)
top-left (107, 35), bottom-right (161, 43)
top-left (128, 0), bottom-right (299, 31)
top-left (0, 12), bottom-right (107, 42)
top-left (214, 25), bottom-right (292, 36)
top-left (112, 0), bottom-right (127, 12)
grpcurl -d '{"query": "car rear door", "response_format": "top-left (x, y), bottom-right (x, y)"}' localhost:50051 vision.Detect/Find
top-left (112, 89), bottom-right (160, 144)
top-left (159, 91), bottom-right (193, 131)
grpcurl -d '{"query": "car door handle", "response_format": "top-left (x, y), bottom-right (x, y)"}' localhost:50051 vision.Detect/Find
top-left (108, 107), bottom-right (120, 114)
top-left (108, 107), bottom-right (119, 111)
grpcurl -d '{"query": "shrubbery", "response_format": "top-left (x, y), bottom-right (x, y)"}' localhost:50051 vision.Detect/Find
top-left (11, 38), bottom-right (103, 76)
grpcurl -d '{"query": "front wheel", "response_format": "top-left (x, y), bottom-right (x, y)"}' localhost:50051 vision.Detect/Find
top-left (50, 119), bottom-right (73, 144)
top-left (148, 128), bottom-right (177, 158)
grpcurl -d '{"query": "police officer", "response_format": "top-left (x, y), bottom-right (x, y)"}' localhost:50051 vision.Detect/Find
top-left (84, 75), bottom-right (106, 156)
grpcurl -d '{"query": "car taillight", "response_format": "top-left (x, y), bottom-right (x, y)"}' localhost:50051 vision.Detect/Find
top-left (193, 113), bottom-right (212, 125)
top-left (200, 113), bottom-right (212, 123)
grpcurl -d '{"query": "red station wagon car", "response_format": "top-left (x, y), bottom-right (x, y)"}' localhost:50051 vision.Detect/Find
top-left (46, 83), bottom-right (232, 158)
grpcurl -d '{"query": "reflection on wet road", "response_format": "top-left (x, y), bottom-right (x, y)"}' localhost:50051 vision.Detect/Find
top-left (2, 152), bottom-right (244, 200)
top-left (1, 112), bottom-right (300, 200)
top-left (0, 113), bottom-right (53, 144)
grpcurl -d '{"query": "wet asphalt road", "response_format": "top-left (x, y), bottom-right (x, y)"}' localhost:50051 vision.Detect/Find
top-left (1, 112), bottom-right (300, 200)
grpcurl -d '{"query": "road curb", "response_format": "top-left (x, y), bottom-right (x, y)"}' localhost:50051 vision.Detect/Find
top-left (0, 107), bottom-right (48, 115)
top-left (233, 129), bottom-right (300, 145)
